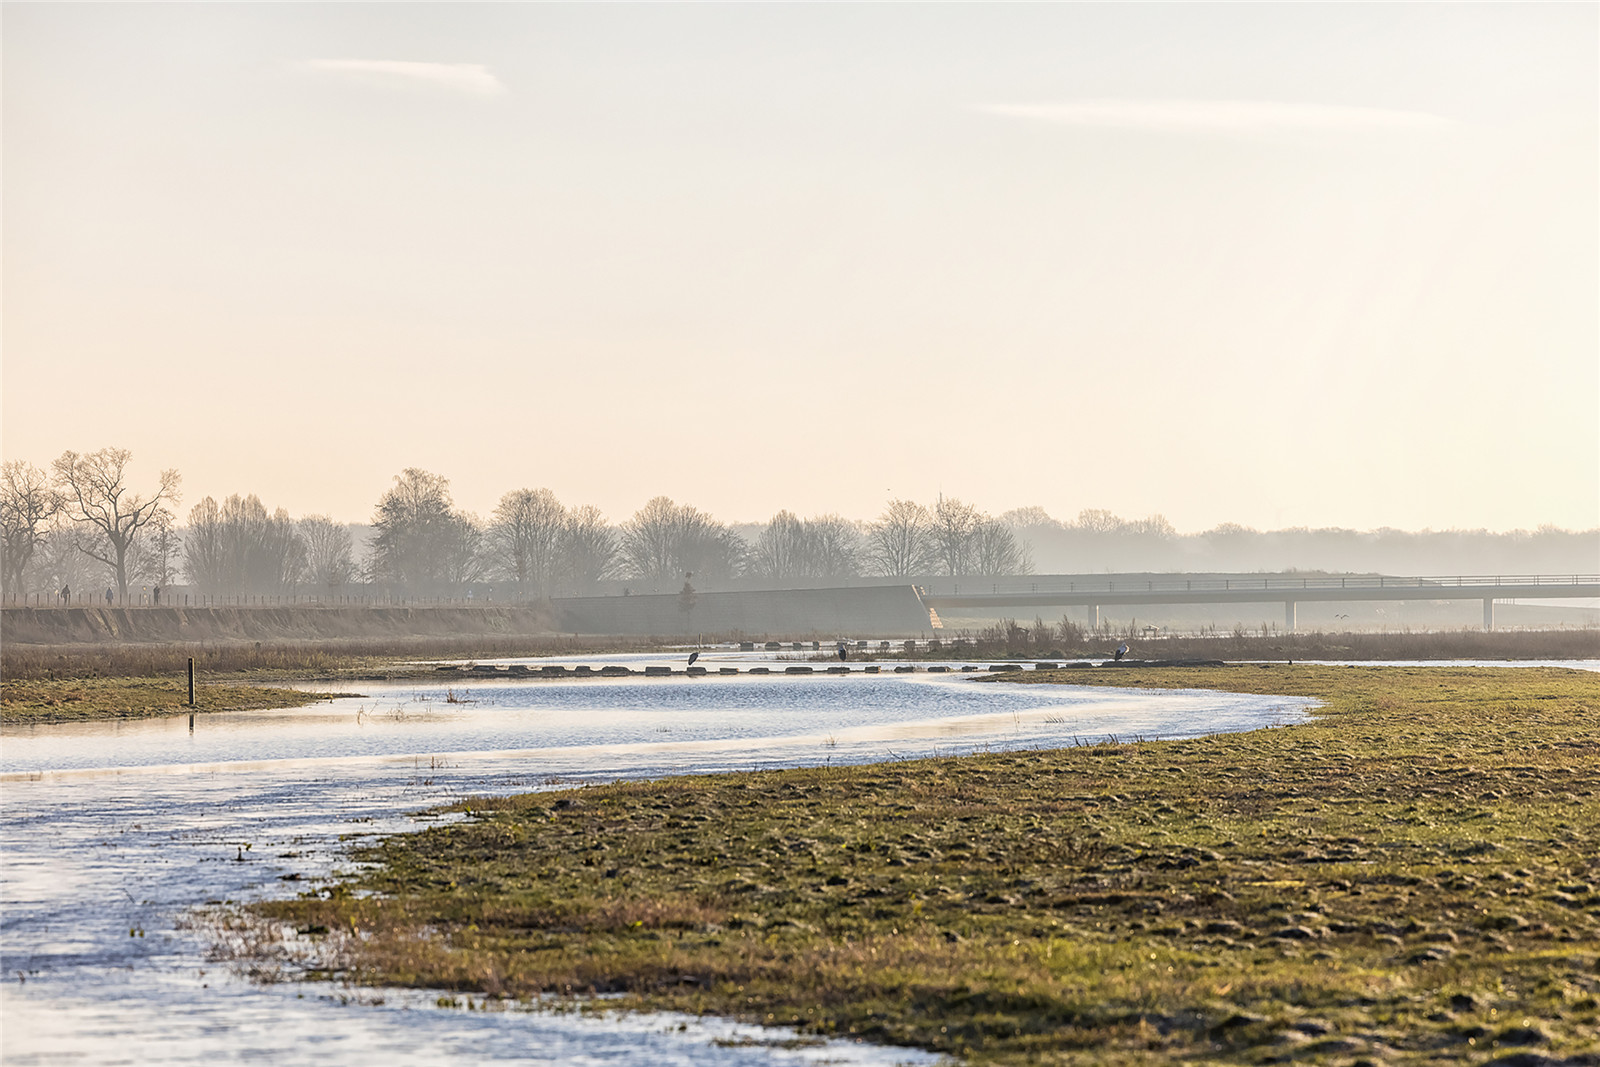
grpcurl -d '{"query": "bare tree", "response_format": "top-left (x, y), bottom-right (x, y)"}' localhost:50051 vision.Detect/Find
top-left (755, 512), bottom-right (863, 581)
top-left (369, 469), bottom-right (463, 594)
top-left (1, 460), bottom-right (62, 597)
top-left (866, 499), bottom-right (937, 577)
top-left (299, 515), bottom-right (356, 592)
top-left (52, 448), bottom-right (181, 599)
top-left (620, 496), bottom-right (743, 583)
top-left (999, 505), bottom-right (1058, 531)
top-left (183, 494), bottom-right (303, 596)
top-left (1075, 508), bottom-right (1127, 535)
top-left (753, 510), bottom-right (807, 579)
top-left (24, 524), bottom-right (103, 597)
top-left (437, 513), bottom-right (488, 589)
top-left (129, 507), bottom-right (182, 591)
top-left (489, 488), bottom-right (566, 596)
top-left (931, 496), bottom-right (982, 576)
top-left (970, 519), bottom-right (1031, 576)
top-left (557, 504), bottom-right (617, 595)
top-left (803, 514), bottom-right (863, 579)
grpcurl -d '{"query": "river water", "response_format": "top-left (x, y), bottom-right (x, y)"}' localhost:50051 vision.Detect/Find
top-left (1, 654), bottom-right (1315, 1065)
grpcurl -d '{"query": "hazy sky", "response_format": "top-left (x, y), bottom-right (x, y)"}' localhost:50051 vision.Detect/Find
top-left (4, 4), bottom-right (1596, 532)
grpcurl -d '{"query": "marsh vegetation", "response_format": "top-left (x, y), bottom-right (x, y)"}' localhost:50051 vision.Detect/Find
top-left (249, 665), bottom-right (1599, 1064)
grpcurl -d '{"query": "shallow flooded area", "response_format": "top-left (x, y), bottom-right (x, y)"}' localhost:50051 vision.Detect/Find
top-left (2, 656), bottom-right (1315, 1065)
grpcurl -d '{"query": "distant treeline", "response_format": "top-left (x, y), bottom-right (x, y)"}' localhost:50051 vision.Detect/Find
top-left (3, 451), bottom-right (1595, 601)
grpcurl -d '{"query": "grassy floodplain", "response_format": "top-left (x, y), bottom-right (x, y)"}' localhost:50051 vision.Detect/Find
top-left (247, 665), bottom-right (1600, 1064)
top-left (0, 675), bottom-right (341, 725)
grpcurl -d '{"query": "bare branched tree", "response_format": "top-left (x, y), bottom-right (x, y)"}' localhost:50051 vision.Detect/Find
top-left (558, 504), bottom-right (617, 595)
top-left (299, 515), bottom-right (356, 592)
top-left (52, 448), bottom-right (181, 599)
top-left (970, 519), bottom-right (1031, 577)
top-left (369, 469), bottom-right (463, 594)
top-left (932, 496), bottom-right (982, 576)
top-left (129, 507), bottom-right (182, 591)
top-left (489, 488), bottom-right (566, 596)
top-left (24, 525), bottom-right (103, 597)
top-left (867, 499), bottom-right (937, 577)
top-left (621, 496), bottom-right (744, 583)
top-left (438, 513), bottom-right (488, 589)
top-left (753, 510), bottom-right (807, 579)
top-left (804, 514), bottom-right (863, 578)
top-left (755, 511), bottom-right (863, 580)
top-left (183, 495), bottom-right (304, 595)
top-left (1, 460), bottom-right (62, 597)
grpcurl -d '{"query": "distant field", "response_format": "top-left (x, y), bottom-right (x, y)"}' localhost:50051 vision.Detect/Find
top-left (246, 665), bottom-right (1600, 1064)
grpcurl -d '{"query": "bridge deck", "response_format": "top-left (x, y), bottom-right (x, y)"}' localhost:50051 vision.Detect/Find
top-left (922, 575), bottom-right (1600, 611)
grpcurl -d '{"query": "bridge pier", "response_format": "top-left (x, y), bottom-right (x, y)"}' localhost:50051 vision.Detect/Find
top-left (1087, 603), bottom-right (1099, 631)
top-left (1285, 600), bottom-right (1297, 634)
top-left (1483, 598), bottom-right (1494, 632)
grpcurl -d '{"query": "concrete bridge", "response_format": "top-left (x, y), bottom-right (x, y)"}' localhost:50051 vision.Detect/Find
top-left (919, 574), bottom-right (1600, 632)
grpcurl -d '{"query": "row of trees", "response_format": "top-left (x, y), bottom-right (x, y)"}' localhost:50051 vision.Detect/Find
top-left (2, 449), bottom-right (181, 599)
top-left (4, 449), bottom-right (1595, 601)
top-left (0, 453), bottom-right (1032, 600)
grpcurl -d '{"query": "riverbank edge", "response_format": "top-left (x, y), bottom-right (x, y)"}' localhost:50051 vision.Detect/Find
top-left (240, 665), bottom-right (1600, 1065)
top-left (0, 677), bottom-right (344, 726)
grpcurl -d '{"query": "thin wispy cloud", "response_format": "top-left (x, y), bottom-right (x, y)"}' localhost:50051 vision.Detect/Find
top-left (302, 59), bottom-right (506, 97)
top-left (975, 99), bottom-right (1458, 135)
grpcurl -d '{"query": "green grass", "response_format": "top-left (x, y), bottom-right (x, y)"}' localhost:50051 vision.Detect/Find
top-left (0, 675), bottom-right (338, 724)
top-left (251, 665), bottom-right (1599, 1063)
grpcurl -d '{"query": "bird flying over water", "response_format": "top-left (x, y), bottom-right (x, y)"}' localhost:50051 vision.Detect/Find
top-left (688, 651), bottom-right (699, 666)
top-left (1115, 642), bottom-right (1128, 661)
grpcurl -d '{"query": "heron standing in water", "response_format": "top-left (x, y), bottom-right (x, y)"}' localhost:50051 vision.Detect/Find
top-left (837, 643), bottom-right (847, 662)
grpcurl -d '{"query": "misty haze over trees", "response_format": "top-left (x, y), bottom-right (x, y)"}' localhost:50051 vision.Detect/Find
top-left (2, 451), bottom-right (1595, 602)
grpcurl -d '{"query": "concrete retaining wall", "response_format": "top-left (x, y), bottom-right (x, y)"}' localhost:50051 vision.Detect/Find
top-left (552, 585), bottom-right (936, 637)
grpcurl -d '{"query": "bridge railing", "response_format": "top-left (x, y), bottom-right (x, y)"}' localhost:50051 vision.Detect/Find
top-left (924, 574), bottom-right (1600, 597)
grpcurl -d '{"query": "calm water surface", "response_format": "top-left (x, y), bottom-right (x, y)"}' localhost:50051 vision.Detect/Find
top-left (2, 659), bottom-right (1314, 1065)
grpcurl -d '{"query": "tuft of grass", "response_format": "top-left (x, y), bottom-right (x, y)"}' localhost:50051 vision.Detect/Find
top-left (250, 666), bottom-right (1600, 1063)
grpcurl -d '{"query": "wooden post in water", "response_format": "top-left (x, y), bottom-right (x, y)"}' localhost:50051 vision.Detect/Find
top-left (187, 657), bottom-right (195, 707)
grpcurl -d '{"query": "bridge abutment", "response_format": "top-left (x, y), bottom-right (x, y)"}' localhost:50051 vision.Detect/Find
top-left (1087, 603), bottom-right (1099, 631)
top-left (1285, 600), bottom-right (1297, 633)
top-left (1483, 598), bottom-right (1494, 632)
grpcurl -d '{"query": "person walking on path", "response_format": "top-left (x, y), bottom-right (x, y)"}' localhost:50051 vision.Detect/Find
top-left (105, 587), bottom-right (114, 606)
top-left (59, 584), bottom-right (70, 606)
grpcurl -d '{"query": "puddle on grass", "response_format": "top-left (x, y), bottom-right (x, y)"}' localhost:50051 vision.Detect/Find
top-left (2, 665), bottom-right (1314, 1065)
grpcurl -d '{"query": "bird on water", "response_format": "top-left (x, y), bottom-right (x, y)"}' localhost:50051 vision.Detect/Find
top-left (1115, 642), bottom-right (1128, 661)
top-left (688, 651), bottom-right (699, 666)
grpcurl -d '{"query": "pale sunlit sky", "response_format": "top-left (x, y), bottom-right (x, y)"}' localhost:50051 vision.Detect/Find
top-left (3, 4), bottom-right (1596, 532)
